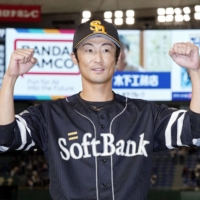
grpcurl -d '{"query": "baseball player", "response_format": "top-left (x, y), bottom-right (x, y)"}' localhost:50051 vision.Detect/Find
top-left (0, 19), bottom-right (200, 200)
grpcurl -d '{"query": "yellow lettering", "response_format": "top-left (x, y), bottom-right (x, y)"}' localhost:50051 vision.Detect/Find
top-left (90, 20), bottom-right (107, 34)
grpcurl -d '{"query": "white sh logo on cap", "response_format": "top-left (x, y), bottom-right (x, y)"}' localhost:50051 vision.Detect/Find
top-left (90, 20), bottom-right (107, 34)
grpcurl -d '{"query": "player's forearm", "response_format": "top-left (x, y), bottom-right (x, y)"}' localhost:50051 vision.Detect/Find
top-left (189, 68), bottom-right (200, 114)
top-left (0, 74), bottom-right (18, 125)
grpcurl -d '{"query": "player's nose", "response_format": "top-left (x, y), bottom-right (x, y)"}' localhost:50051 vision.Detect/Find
top-left (94, 50), bottom-right (103, 63)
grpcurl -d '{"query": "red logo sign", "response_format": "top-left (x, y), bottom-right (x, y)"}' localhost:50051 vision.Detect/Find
top-left (0, 5), bottom-right (41, 22)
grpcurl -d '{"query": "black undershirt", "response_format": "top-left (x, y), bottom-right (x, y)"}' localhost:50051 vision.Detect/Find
top-left (79, 92), bottom-right (114, 111)
top-left (82, 99), bottom-right (113, 111)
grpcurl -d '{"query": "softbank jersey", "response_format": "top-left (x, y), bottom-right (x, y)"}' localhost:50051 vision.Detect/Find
top-left (0, 93), bottom-right (200, 200)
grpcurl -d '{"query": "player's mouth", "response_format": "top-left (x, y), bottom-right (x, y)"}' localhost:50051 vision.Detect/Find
top-left (92, 68), bottom-right (105, 72)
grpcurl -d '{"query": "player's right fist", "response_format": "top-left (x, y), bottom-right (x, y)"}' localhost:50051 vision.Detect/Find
top-left (6, 48), bottom-right (37, 78)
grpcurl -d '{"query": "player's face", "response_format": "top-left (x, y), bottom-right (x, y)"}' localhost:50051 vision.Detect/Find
top-left (71, 37), bottom-right (118, 85)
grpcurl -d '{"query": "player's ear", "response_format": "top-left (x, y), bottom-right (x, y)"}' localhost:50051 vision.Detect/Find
top-left (116, 51), bottom-right (121, 65)
top-left (70, 52), bottom-right (78, 66)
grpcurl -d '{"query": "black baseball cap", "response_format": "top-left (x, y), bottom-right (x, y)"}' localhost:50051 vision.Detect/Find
top-left (72, 19), bottom-right (121, 51)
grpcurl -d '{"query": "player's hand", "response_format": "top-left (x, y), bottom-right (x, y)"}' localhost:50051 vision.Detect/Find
top-left (6, 48), bottom-right (37, 78)
top-left (169, 42), bottom-right (200, 71)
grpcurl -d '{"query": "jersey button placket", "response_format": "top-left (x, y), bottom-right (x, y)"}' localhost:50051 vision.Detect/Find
top-left (102, 183), bottom-right (107, 188)
top-left (100, 113), bottom-right (105, 129)
top-left (97, 111), bottom-right (112, 198)
top-left (101, 115), bottom-right (105, 119)
top-left (101, 124), bottom-right (105, 129)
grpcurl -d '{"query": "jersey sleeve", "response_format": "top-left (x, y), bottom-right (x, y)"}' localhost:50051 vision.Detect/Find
top-left (0, 104), bottom-right (47, 153)
top-left (152, 103), bottom-right (200, 151)
top-left (189, 109), bottom-right (200, 146)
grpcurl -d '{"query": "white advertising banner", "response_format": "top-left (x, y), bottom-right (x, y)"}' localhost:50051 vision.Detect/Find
top-left (5, 28), bottom-right (199, 101)
top-left (6, 28), bottom-right (82, 100)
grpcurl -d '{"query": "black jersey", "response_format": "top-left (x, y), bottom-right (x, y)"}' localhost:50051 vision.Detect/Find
top-left (0, 93), bottom-right (200, 200)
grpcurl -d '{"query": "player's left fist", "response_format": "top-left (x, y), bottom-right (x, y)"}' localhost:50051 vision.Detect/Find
top-left (169, 42), bottom-right (200, 70)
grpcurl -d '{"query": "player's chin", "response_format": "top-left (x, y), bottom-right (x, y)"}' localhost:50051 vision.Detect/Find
top-left (91, 76), bottom-right (111, 84)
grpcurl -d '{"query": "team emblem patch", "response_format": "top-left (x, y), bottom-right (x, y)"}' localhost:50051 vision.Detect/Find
top-left (90, 20), bottom-right (107, 34)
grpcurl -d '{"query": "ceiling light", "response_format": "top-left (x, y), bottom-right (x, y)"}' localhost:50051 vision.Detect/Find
top-left (175, 14), bottom-right (183, 22)
top-left (114, 18), bottom-right (123, 25)
top-left (104, 18), bottom-right (112, 23)
top-left (174, 8), bottom-right (182, 15)
top-left (126, 17), bottom-right (135, 25)
top-left (183, 7), bottom-right (191, 14)
top-left (81, 18), bottom-right (89, 23)
top-left (184, 14), bottom-right (190, 21)
top-left (194, 12), bottom-right (200, 19)
top-left (166, 15), bottom-right (173, 22)
top-left (126, 10), bottom-right (134, 17)
top-left (157, 15), bottom-right (166, 22)
top-left (195, 5), bottom-right (200, 12)
top-left (104, 11), bottom-right (112, 19)
top-left (115, 10), bottom-right (123, 18)
top-left (82, 11), bottom-right (91, 18)
top-left (166, 7), bottom-right (174, 15)
top-left (157, 8), bottom-right (165, 15)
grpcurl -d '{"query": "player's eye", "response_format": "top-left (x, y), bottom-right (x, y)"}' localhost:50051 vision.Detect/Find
top-left (103, 49), bottom-right (110, 53)
top-left (86, 49), bottom-right (93, 53)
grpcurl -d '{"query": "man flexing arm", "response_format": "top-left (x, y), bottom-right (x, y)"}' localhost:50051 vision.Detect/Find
top-left (169, 42), bottom-right (200, 114)
top-left (0, 49), bottom-right (37, 125)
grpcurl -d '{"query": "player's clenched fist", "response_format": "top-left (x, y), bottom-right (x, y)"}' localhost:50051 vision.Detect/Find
top-left (169, 42), bottom-right (200, 71)
top-left (6, 48), bottom-right (37, 78)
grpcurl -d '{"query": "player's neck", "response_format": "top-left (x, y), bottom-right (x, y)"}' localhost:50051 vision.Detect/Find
top-left (80, 83), bottom-right (113, 102)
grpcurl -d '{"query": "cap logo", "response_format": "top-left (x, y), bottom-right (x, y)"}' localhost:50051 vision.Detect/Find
top-left (90, 20), bottom-right (107, 34)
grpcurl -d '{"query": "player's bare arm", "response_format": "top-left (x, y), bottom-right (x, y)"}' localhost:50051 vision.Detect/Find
top-left (169, 42), bottom-right (200, 113)
top-left (0, 48), bottom-right (37, 125)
